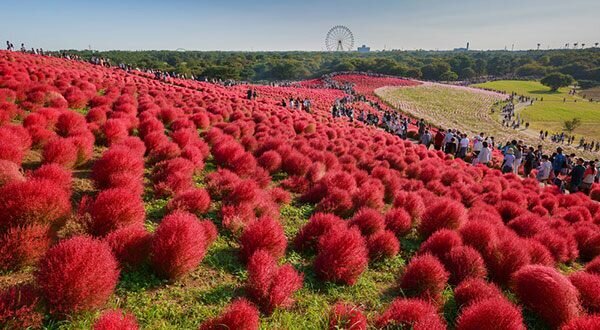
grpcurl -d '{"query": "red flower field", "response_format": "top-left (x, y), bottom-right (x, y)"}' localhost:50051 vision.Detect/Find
top-left (1, 50), bottom-right (600, 329)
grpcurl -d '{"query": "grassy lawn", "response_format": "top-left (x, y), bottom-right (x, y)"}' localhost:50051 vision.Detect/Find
top-left (473, 80), bottom-right (600, 140)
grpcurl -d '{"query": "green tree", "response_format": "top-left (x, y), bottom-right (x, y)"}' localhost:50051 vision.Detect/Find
top-left (515, 64), bottom-right (546, 77)
top-left (563, 117), bottom-right (582, 133)
top-left (439, 71), bottom-right (459, 81)
top-left (541, 73), bottom-right (574, 91)
top-left (421, 62), bottom-right (451, 80)
top-left (460, 67), bottom-right (476, 80)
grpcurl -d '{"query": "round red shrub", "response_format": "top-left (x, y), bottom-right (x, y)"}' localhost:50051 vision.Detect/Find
top-left (316, 187), bottom-right (354, 217)
top-left (586, 256), bottom-right (600, 274)
top-left (418, 198), bottom-right (466, 238)
top-left (495, 201), bottom-right (526, 223)
top-left (35, 236), bottom-right (119, 316)
top-left (419, 229), bottom-right (463, 261)
top-left (150, 212), bottom-right (213, 280)
top-left (400, 254), bottom-right (449, 305)
top-left (454, 278), bottom-right (503, 308)
top-left (561, 315), bottom-right (600, 330)
top-left (393, 191), bottom-right (426, 221)
top-left (444, 246), bottom-right (487, 285)
top-left (524, 239), bottom-right (555, 266)
top-left (0, 283), bottom-right (42, 329)
top-left (314, 227), bottom-right (368, 285)
top-left (257, 150), bottom-right (282, 174)
top-left (88, 188), bottom-right (145, 236)
top-left (104, 225), bottom-right (151, 269)
top-left (93, 309), bottom-right (139, 330)
top-left (484, 235), bottom-right (530, 285)
top-left (0, 224), bottom-right (51, 271)
top-left (239, 217), bottom-right (287, 263)
top-left (385, 208), bottom-right (412, 237)
top-left (367, 230), bottom-right (400, 261)
top-left (166, 188), bottom-right (211, 216)
top-left (456, 297), bottom-right (525, 330)
top-left (348, 208), bottom-right (385, 236)
top-left (199, 298), bottom-right (260, 330)
top-left (246, 249), bottom-right (303, 314)
top-left (568, 271), bottom-right (600, 313)
top-left (511, 265), bottom-right (581, 328)
top-left (0, 178), bottom-right (71, 231)
top-left (0, 159), bottom-right (24, 186)
top-left (328, 302), bottom-right (367, 330)
top-left (508, 214), bottom-right (547, 238)
top-left (293, 213), bottom-right (345, 253)
top-left (42, 138), bottom-right (79, 168)
top-left (29, 163), bottom-right (72, 193)
top-left (92, 146), bottom-right (144, 192)
top-left (375, 298), bottom-right (446, 330)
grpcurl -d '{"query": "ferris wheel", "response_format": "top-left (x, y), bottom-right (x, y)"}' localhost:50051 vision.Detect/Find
top-left (325, 25), bottom-right (354, 51)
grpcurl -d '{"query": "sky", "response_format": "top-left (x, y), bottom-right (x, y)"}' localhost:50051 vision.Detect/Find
top-left (1, 0), bottom-right (599, 51)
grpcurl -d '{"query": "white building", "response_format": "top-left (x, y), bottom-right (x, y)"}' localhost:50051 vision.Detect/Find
top-left (358, 45), bottom-right (370, 53)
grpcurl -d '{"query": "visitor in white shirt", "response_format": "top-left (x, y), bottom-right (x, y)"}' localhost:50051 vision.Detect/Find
top-left (474, 141), bottom-right (492, 165)
top-left (536, 155), bottom-right (553, 183)
top-left (473, 133), bottom-right (484, 155)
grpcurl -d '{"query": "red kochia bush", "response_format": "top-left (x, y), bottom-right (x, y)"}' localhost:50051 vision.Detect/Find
top-left (511, 265), bottom-right (581, 328)
top-left (258, 150), bottom-right (282, 173)
top-left (0, 284), bottom-right (43, 329)
top-left (314, 227), bottom-right (368, 285)
top-left (0, 178), bottom-right (71, 231)
top-left (418, 198), bottom-right (466, 238)
top-left (293, 213), bottom-right (346, 252)
top-left (246, 250), bottom-right (303, 314)
top-left (29, 163), bottom-right (72, 193)
top-left (42, 138), bottom-right (79, 168)
top-left (166, 188), bottom-right (211, 216)
top-left (444, 246), bottom-right (487, 285)
top-left (348, 208), bottom-right (385, 236)
top-left (199, 298), bottom-right (260, 330)
top-left (586, 256), bottom-right (600, 274)
top-left (93, 309), bottom-right (139, 330)
top-left (561, 315), bottom-right (600, 330)
top-left (35, 236), bottom-right (119, 316)
top-left (105, 225), bottom-right (152, 269)
top-left (454, 278), bottom-right (503, 308)
top-left (375, 298), bottom-right (446, 330)
top-left (150, 212), bottom-right (214, 280)
top-left (400, 254), bottom-right (449, 305)
top-left (328, 302), bottom-right (367, 330)
top-left (0, 224), bottom-right (51, 271)
top-left (91, 146), bottom-right (144, 192)
top-left (239, 217), bottom-right (287, 263)
top-left (455, 297), bottom-right (525, 330)
top-left (367, 230), bottom-right (400, 261)
top-left (0, 159), bottom-right (24, 186)
top-left (484, 235), bottom-right (530, 285)
top-left (385, 208), bottom-right (412, 237)
top-left (568, 272), bottom-right (600, 313)
top-left (419, 229), bottom-right (463, 261)
top-left (88, 188), bottom-right (145, 236)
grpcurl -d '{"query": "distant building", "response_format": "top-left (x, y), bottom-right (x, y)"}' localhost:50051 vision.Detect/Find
top-left (358, 45), bottom-right (370, 53)
top-left (454, 42), bottom-right (470, 52)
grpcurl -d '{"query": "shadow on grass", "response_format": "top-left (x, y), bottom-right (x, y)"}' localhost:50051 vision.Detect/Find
top-left (204, 242), bottom-right (245, 276)
top-left (117, 264), bottom-right (164, 293)
top-left (196, 283), bottom-right (243, 305)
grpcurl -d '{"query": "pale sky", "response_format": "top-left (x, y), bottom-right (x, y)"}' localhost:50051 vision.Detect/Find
top-left (1, 0), bottom-right (599, 51)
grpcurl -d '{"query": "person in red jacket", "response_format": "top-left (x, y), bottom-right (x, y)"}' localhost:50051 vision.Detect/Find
top-left (433, 129), bottom-right (445, 151)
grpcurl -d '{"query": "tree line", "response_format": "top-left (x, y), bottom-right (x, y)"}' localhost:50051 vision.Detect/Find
top-left (64, 49), bottom-right (600, 86)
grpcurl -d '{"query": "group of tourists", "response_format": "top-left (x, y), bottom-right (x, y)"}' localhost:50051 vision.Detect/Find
top-left (500, 143), bottom-right (599, 193)
top-left (280, 97), bottom-right (312, 113)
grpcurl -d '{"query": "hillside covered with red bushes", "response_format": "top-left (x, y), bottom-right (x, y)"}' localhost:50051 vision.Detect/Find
top-left (1, 51), bottom-right (600, 329)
